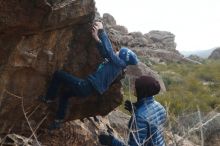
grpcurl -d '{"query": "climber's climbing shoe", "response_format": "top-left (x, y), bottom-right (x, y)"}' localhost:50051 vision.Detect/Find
top-left (48, 119), bottom-right (63, 130)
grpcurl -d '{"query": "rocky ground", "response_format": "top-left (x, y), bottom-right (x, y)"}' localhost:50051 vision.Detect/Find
top-left (0, 110), bottom-right (199, 146)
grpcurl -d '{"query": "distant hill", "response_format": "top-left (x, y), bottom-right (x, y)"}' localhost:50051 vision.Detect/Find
top-left (180, 48), bottom-right (216, 58)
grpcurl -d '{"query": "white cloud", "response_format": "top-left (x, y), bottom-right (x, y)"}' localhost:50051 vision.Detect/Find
top-left (95, 0), bottom-right (220, 51)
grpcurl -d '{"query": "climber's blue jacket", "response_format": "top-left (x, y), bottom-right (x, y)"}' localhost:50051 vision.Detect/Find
top-left (87, 30), bottom-right (126, 94)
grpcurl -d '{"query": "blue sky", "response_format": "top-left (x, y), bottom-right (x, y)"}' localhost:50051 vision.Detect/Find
top-left (95, 0), bottom-right (220, 51)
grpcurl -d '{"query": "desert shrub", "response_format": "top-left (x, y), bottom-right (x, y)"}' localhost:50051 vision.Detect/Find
top-left (152, 60), bottom-right (220, 115)
top-left (120, 60), bottom-right (220, 116)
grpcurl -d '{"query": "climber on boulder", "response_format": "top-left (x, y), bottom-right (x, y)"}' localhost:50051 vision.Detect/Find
top-left (40, 21), bottom-right (139, 130)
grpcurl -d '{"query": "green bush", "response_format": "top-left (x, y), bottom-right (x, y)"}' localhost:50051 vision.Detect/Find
top-left (119, 60), bottom-right (220, 117)
top-left (150, 60), bottom-right (220, 115)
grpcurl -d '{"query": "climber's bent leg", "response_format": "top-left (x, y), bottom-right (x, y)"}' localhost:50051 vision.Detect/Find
top-left (46, 70), bottom-right (92, 100)
top-left (55, 79), bottom-right (94, 120)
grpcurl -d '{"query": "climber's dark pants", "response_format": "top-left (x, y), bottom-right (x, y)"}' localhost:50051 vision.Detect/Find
top-left (46, 70), bottom-right (94, 120)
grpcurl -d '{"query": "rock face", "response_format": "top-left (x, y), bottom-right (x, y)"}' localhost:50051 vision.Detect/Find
top-left (0, 114), bottom-right (121, 146)
top-left (107, 110), bottom-right (130, 139)
top-left (0, 0), bottom-right (123, 135)
top-left (208, 47), bottom-right (220, 59)
top-left (146, 30), bottom-right (177, 51)
top-left (40, 116), bottom-right (112, 146)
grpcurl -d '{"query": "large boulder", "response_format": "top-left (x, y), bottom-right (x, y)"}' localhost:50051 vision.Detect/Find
top-left (146, 30), bottom-right (177, 51)
top-left (0, 0), bottom-right (123, 135)
top-left (103, 13), bottom-right (117, 26)
top-left (208, 47), bottom-right (220, 60)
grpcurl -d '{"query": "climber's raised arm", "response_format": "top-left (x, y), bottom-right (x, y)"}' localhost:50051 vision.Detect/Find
top-left (91, 21), bottom-right (126, 67)
top-left (91, 21), bottom-right (114, 58)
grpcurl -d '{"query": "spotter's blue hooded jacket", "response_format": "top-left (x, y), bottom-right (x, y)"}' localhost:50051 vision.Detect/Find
top-left (112, 97), bottom-right (166, 146)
